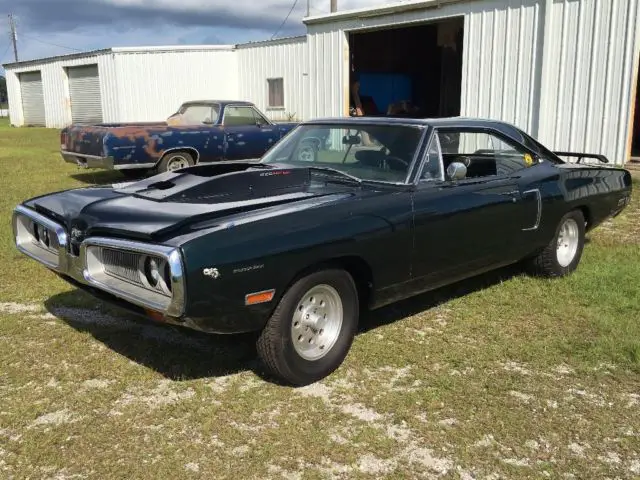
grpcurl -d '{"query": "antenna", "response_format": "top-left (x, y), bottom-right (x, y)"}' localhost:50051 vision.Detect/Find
top-left (8, 14), bottom-right (18, 62)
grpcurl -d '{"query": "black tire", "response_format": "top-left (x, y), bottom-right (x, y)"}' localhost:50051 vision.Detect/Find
top-left (157, 151), bottom-right (195, 174)
top-left (527, 210), bottom-right (585, 278)
top-left (256, 268), bottom-right (359, 386)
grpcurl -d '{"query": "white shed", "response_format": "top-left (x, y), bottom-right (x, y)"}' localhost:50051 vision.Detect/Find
top-left (3, 45), bottom-right (238, 128)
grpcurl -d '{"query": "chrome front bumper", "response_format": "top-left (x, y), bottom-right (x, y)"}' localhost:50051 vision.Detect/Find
top-left (12, 205), bottom-right (186, 318)
top-left (61, 151), bottom-right (154, 171)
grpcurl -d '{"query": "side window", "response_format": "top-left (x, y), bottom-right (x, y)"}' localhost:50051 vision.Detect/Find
top-left (180, 105), bottom-right (215, 124)
top-left (267, 78), bottom-right (284, 108)
top-left (419, 133), bottom-right (444, 181)
top-left (252, 108), bottom-right (270, 126)
top-left (223, 106), bottom-right (258, 127)
top-left (437, 130), bottom-right (535, 179)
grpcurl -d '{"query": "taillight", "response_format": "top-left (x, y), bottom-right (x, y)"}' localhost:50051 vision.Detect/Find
top-left (60, 131), bottom-right (67, 150)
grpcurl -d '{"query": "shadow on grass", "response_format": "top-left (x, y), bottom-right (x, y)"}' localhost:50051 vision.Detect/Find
top-left (70, 170), bottom-right (148, 185)
top-left (44, 264), bottom-right (524, 383)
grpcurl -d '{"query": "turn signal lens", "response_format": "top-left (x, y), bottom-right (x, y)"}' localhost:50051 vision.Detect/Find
top-left (245, 290), bottom-right (275, 306)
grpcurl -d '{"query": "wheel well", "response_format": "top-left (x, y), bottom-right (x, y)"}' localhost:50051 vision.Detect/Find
top-left (575, 205), bottom-right (592, 231)
top-left (157, 148), bottom-right (200, 166)
top-left (288, 256), bottom-right (374, 311)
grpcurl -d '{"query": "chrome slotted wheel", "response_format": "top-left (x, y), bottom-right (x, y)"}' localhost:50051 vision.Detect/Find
top-left (291, 284), bottom-right (343, 361)
top-left (556, 218), bottom-right (580, 267)
top-left (167, 155), bottom-right (190, 171)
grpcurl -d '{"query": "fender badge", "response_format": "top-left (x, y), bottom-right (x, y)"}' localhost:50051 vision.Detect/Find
top-left (203, 268), bottom-right (220, 279)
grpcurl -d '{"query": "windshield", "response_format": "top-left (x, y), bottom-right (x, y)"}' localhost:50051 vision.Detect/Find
top-left (260, 123), bottom-right (425, 183)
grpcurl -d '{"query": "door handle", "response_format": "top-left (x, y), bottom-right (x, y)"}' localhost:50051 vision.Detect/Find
top-left (500, 190), bottom-right (520, 202)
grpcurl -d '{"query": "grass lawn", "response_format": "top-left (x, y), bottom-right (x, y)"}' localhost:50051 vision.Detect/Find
top-left (1, 117), bottom-right (639, 479)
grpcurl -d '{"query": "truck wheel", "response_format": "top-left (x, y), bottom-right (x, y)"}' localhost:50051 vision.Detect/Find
top-left (157, 151), bottom-right (195, 174)
top-left (527, 210), bottom-right (585, 277)
top-left (256, 268), bottom-right (359, 386)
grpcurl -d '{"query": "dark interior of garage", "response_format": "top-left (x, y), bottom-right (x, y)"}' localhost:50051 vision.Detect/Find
top-left (348, 18), bottom-right (464, 119)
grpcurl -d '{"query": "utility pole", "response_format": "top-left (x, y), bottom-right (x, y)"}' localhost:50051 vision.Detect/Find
top-left (8, 14), bottom-right (18, 62)
top-left (307, 0), bottom-right (310, 16)
top-left (330, 0), bottom-right (337, 13)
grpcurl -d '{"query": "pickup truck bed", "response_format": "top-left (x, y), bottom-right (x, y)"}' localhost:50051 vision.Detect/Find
top-left (60, 101), bottom-right (297, 175)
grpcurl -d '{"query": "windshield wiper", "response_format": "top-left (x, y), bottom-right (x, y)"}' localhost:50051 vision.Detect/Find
top-left (307, 166), bottom-right (363, 185)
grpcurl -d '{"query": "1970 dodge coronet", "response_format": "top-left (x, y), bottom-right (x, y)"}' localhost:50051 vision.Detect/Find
top-left (14, 117), bottom-right (632, 385)
top-left (60, 100), bottom-right (297, 176)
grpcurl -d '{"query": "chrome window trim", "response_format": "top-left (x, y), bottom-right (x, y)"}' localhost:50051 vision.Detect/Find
top-left (81, 237), bottom-right (186, 317)
top-left (12, 205), bottom-right (68, 271)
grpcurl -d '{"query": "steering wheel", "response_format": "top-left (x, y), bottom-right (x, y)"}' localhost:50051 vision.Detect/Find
top-left (382, 156), bottom-right (409, 171)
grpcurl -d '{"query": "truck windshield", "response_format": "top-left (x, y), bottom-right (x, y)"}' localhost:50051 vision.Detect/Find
top-left (261, 124), bottom-right (424, 183)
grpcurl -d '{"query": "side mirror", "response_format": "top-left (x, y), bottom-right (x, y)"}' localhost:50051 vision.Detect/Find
top-left (447, 161), bottom-right (467, 181)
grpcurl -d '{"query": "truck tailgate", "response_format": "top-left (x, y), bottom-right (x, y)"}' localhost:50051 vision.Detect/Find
top-left (62, 122), bottom-right (167, 157)
top-left (63, 125), bottom-right (113, 157)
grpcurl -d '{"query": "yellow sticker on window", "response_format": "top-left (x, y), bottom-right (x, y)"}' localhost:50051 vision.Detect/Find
top-left (524, 153), bottom-right (534, 166)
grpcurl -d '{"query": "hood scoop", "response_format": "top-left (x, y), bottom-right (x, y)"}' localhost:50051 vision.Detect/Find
top-left (114, 163), bottom-right (311, 204)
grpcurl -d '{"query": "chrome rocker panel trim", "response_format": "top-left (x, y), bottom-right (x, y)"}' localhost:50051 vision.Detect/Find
top-left (61, 151), bottom-right (155, 171)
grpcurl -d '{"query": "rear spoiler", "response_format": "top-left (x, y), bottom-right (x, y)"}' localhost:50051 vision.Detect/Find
top-left (553, 151), bottom-right (609, 164)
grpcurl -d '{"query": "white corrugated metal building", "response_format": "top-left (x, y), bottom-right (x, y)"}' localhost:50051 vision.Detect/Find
top-left (3, 0), bottom-right (640, 164)
top-left (3, 45), bottom-right (238, 127)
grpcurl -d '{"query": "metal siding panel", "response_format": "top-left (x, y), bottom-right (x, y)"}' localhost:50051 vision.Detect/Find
top-left (237, 37), bottom-right (308, 121)
top-left (69, 65), bottom-right (103, 124)
top-left (542, 0), bottom-right (640, 165)
top-left (114, 49), bottom-right (239, 122)
top-left (463, 0), bottom-right (540, 131)
top-left (19, 71), bottom-right (46, 126)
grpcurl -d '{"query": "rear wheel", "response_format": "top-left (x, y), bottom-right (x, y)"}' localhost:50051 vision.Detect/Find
top-left (157, 151), bottom-right (195, 174)
top-left (527, 210), bottom-right (585, 277)
top-left (256, 268), bottom-right (359, 386)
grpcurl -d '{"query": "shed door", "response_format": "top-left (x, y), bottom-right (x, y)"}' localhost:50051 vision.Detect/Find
top-left (20, 72), bottom-right (46, 126)
top-left (68, 65), bottom-right (103, 124)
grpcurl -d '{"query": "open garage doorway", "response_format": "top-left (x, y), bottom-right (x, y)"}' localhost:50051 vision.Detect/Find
top-left (348, 17), bottom-right (464, 119)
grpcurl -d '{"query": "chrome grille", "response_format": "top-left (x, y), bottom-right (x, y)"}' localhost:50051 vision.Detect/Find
top-left (101, 248), bottom-right (143, 286)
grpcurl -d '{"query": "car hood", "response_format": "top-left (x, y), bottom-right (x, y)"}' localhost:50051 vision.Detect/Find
top-left (23, 162), bottom-right (360, 242)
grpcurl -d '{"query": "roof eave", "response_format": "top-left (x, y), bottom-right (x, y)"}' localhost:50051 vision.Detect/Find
top-left (303, 0), bottom-right (470, 25)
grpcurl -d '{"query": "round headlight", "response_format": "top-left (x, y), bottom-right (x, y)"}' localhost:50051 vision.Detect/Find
top-left (144, 257), bottom-right (162, 287)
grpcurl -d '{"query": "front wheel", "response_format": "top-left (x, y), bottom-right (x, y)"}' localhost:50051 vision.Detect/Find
top-left (527, 210), bottom-right (585, 277)
top-left (256, 268), bottom-right (359, 386)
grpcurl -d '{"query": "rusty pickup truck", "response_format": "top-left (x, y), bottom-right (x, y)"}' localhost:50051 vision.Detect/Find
top-left (60, 100), bottom-right (298, 176)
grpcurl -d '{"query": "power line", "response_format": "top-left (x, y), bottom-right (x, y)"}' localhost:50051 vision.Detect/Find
top-left (20, 33), bottom-right (82, 52)
top-left (271, 0), bottom-right (300, 40)
top-left (0, 43), bottom-right (10, 64)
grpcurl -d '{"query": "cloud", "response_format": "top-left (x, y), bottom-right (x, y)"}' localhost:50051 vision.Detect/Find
top-left (0, 0), bottom-right (402, 66)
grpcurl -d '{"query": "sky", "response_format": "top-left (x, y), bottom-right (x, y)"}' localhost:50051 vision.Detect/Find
top-left (0, 0), bottom-right (401, 71)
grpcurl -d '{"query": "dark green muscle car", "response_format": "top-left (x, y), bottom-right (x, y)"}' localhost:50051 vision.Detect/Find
top-left (12, 117), bottom-right (633, 385)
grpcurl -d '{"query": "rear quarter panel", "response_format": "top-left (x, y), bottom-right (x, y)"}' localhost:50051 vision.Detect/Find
top-left (104, 125), bottom-right (226, 166)
top-left (557, 165), bottom-right (632, 230)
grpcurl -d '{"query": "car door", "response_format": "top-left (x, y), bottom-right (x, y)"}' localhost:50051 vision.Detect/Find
top-left (409, 128), bottom-right (539, 292)
top-left (167, 103), bottom-right (224, 163)
top-left (222, 105), bottom-right (279, 160)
